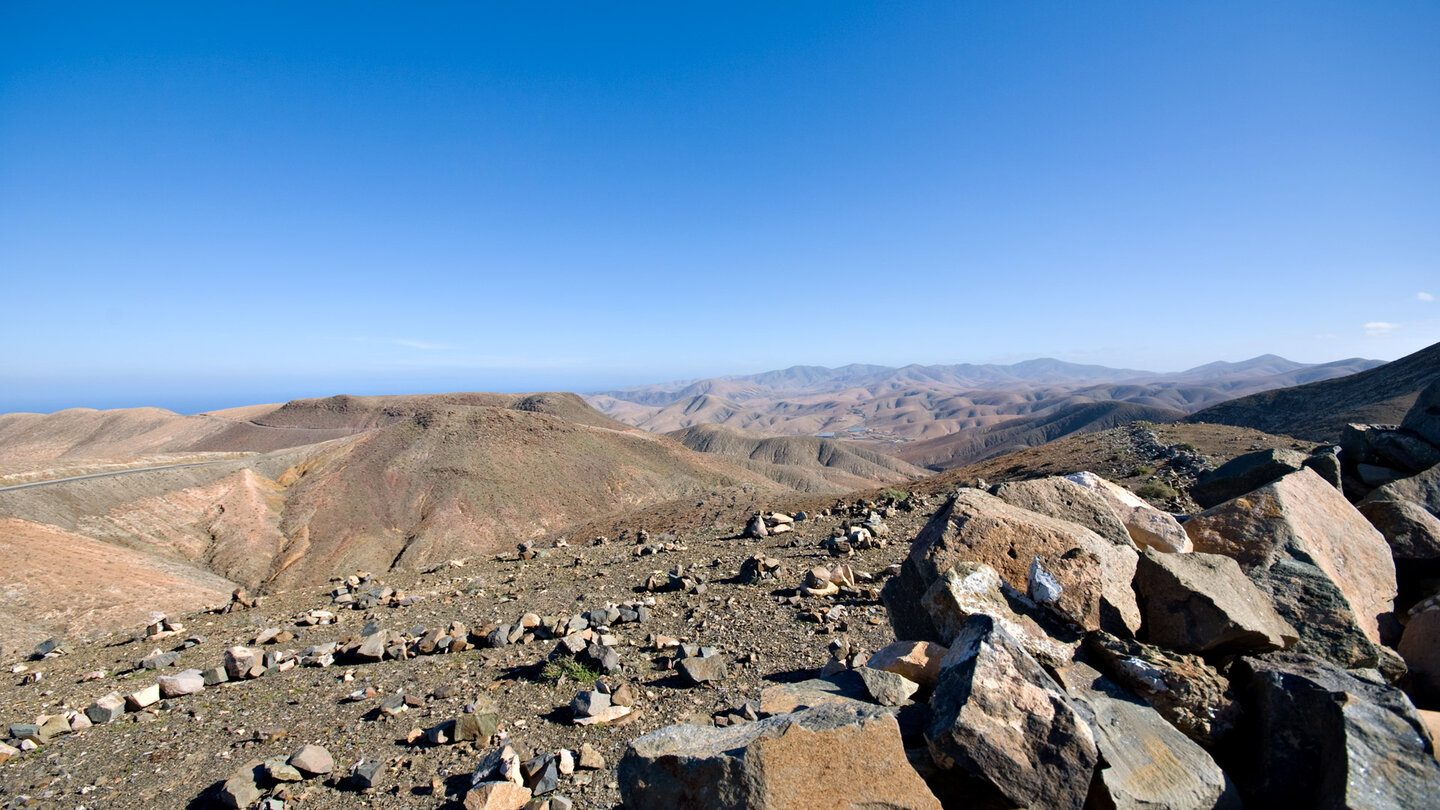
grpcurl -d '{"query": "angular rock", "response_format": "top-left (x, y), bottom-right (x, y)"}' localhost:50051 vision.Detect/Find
top-left (926, 615), bottom-right (1097, 810)
top-left (1191, 448), bottom-right (1308, 509)
top-left (202, 666), bottom-right (229, 686)
top-left (577, 743), bottom-right (604, 770)
top-left (0, 741), bottom-right (17, 764)
top-left (619, 702), bottom-right (941, 810)
top-left (1402, 379), bottom-right (1440, 448)
top-left (759, 671), bottom-right (871, 716)
top-left (1372, 429), bottom-right (1440, 473)
top-left (887, 488), bottom-right (1140, 640)
top-left (124, 683), bottom-right (161, 711)
top-left (355, 631), bottom-right (387, 661)
top-left (158, 669), bottom-right (206, 698)
top-left (743, 514), bottom-right (769, 539)
top-left (920, 562), bottom-right (1078, 667)
top-left (288, 744), bottom-right (334, 775)
top-left (37, 714), bottom-right (70, 742)
top-left (990, 476), bottom-right (1133, 548)
top-left (351, 760), bottom-right (383, 789)
top-left (571, 690), bottom-right (610, 717)
top-left (677, 653), bottom-right (726, 686)
top-left (1360, 461), bottom-right (1440, 562)
top-left (85, 693), bottom-right (125, 725)
top-left (1083, 632), bottom-right (1241, 748)
top-left (1133, 549), bottom-right (1297, 654)
top-left (465, 781), bottom-right (532, 810)
top-left (856, 666), bottom-right (918, 707)
top-left (223, 646), bottom-right (261, 681)
top-left (455, 707), bottom-right (500, 742)
top-left (1230, 652), bottom-right (1440, 807)
top-left (220, 760), bottom-right (265, 809)
top-left (473, 744), bottom-right (524, 786)
top-left (1064, 471), bottom-right (1191, 552)
top-left (1185, 468), bottom-right (1397, 662)
top-left (264, 757), bottom-right (303, 782)
top-left (522, 753), bottom-right (559, 796)
top-left (1400, 603), bottom-right (1440, 705)
top-left (1055, 662), bottom-right (1238, 810)
top-left (865, 641), bottom-right (947, 690)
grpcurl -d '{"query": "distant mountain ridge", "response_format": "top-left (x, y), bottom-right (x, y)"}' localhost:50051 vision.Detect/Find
top-left (586, 354), bottom-right (1384, 469)
top-left (1186, 340), bottom-right (1440, 441)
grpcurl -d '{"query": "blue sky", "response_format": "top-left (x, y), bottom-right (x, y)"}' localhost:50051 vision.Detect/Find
top-left (2, 2), bottom-right (1437, 413)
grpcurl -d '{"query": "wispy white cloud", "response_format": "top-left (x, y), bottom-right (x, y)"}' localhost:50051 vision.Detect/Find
top-left (393, 339), bottom-right (450, 351)
top-left (1364, 321), bottom-right (1399, 337)
top-left (1419, 291), bottom-right (1435, 302)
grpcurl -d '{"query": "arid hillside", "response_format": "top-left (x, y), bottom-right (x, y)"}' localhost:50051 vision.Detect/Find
top-left (1185, 339), bottom-right (1440, 441)
top-left (666, 423), bottom-right (926, 492)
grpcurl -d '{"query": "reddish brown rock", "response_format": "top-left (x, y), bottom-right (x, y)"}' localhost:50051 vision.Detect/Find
top-left (865, 640), bottom-right (947, 689)
top-left (887, 488), bottom-right (1139, 638)
top-left (618, 702), bottom-right (941, 810)
top-left (1184, 468), bottom-right (1397, 654)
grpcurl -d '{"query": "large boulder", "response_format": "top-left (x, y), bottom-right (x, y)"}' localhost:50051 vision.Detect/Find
top-left (1084, 632), bottom-right (1241, 749)
top-left (1133, 549), bottom-right (1297, 655)
top-left (617, 702), bottom-right (942, 810)
top-left (1190, 448), bottom-right (1308, 509)
top-left (1229, 652), bottom-right (1440, 808)
top-left (989, 477), bottom-right (1133, 548)
top-left (1064, 472), bottom-right (1191, 552)
top-left (885, 488), bottom-right (1139, 639)
top-left (1183, 468), bottom-right (1397, 666)
top-left (1360, 462), bottom-right (1440, 562)
top-left (1400, 599), bottom-right (1440, 707)
top-left (1054, 662), bottom-right (1239, 810)
top-left (920, 562), bottom-right (1079, 667)
top-left (926, 614), bottom-right (1098, 810)
top-left (1402, 378), bottom-right (1440, 448)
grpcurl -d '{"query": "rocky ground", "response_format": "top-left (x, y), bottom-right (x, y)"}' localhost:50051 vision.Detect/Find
top-left (0, 494), bottom-right (934, 809)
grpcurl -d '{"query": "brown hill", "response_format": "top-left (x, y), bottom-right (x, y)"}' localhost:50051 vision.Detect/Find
top-left (1185, 340), bottom-right (1440, 441)
top-left (665, 423), bottom-right (925, 492)
top-left (896, 401), bottom-right (1186, 471)
top-left (261, 405), bottom-right (780, 590)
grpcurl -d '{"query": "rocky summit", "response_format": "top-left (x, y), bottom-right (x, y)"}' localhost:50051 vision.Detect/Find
top-left (4, 367), bottom-right (1440, 809)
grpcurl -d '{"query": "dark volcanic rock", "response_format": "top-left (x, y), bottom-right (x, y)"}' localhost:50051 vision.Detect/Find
top-left (1190, 448), bottom-right (1307, 509)
top-left (1230, 652), bottom-right (1440, 808)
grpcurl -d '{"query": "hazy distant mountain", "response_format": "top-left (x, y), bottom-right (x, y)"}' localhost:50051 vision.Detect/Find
top-left (1186, 341), bottom-right (1440, 441)
top-left (587, 354), bottom-right (1383, 469)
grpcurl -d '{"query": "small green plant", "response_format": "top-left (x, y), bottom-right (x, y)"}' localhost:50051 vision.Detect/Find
top-left (1129, 465), bottom-right (1155, 477)
top-left (1175, 443), bottom-right (1198, 452)
top-left (541, 659), bottom-right (601, 685)
top-left (1136, 482), bottom-right (1178, 501)
top-left (882, 488), bottom-right (910, 502)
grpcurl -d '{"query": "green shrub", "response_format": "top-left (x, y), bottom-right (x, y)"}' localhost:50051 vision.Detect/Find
top-left (540, 660), bottom-right (601, 685)
top-left (1129, 465), bottom-right (1155, 477)
top-left (1136, 482), bottom-right (1178, 501)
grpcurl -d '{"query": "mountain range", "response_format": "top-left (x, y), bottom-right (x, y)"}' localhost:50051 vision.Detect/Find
top-left (588, 354), bottom-right (1382, 468)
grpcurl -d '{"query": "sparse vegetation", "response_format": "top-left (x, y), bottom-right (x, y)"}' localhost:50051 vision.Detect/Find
top-left (1129, 465), bottom-right (1155, 477)
top-left (882, 488), bottom-right (911, 502)
top-left (1136, 482), bottom-right (1179, 501)
top-left (541, 659), bottom-right (602, 685)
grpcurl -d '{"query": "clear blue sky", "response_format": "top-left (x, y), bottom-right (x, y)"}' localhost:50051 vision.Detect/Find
top-left (3, 2), bottom-right (1437, 413)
